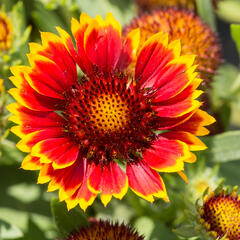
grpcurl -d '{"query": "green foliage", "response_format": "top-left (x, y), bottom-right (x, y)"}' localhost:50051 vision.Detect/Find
top-left (51, 199), bottom-right (89, 238)
top-left (204, 131), bottom-right (240, 163)
top-left (196, 0), bottom-right (216, 31)
top-left (231, 24), bottom-right (240, 57)
top-left (0, 219), bottom-right (23, 239)
top-left (217, 0), bottom-right (240, 23)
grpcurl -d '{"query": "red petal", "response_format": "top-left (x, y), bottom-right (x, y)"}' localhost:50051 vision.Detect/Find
top-left (126, 160), bottom-right (168, 202)
top-left (71, 15), bottom-right (94, 75)
top-left (116, 28), bottom-right (140, 71)
top-left (16, 128), bottom-right (65, 152)
top-left (66, 161), bottom-right (97, 211)
top-left (32, 137), bottom-right (79, 168)
top-left (161, 131), bottom-right (207, 151)
top-left (143, 136), bottom-right (191, 172)
top-left (172, 109), bottom-right (215, 136)
top-left (85, 20), bottom-right (122, 74)
top-left (39, 32), bottom-right (77, 85)
top-left (88, 161), bottom-right (128, 206)
top-left (7, 103), bottom-right (65, 135)
top-left (9, 82), bottom-right (64, 112)
top-left (48, 156), bottom-right (85, 198)
top-left (152, 66), bottom-right (198, 102)
top-left (135, 33), bottom-right (173, 88)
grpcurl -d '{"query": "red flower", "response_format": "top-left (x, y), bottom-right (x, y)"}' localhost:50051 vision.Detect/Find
top-left (8, 12), bottom-right (215, 210)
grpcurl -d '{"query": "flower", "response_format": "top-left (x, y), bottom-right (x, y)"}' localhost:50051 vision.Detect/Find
top-left (8, 12), bottom-right (215, 211)
top-left (0, 79), bottom-right (3, 93)
top-left (135, 0), bottom-right (218, 13)
top-left (187, 163), bottom-right (222, 201)
top-left (124, 8), bottom-right (221, 85)
top-left (0, 11), bottom-right (13, 51)
top-left (64, 220), bottom-right (143, 240)
top-left (200, 188), bottom-right (240, 240)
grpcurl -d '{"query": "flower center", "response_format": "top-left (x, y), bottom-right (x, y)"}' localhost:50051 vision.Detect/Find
top-left (201, 195), bottom-right (240, 240)
top-left (64, 74), bottom-right (157, 163)
top-left (89, 93), bottom-right (129, 133)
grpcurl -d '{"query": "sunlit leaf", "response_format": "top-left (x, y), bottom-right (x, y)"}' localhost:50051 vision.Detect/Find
top-left (196, 0), bottom-right (216, 31)
top-left (204, 131), bottom-right (240, 162)
top-left (0, 219), bottom-right (23, 239)
top-left (231, 24), bottom-right (240, 57)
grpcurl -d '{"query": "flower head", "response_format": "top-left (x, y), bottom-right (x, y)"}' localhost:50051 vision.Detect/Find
top-left (124, 8), bottom-right (221, 85)
top-left (8, 12), bottom-right (215, 211)
top-left (64, 220), bottom-right (143, 240)
top-left (0, 78), bottom-right (3, 93)
top-left (187, 163), bottom-right (222, 201)
top-left (135, 0), bottom-right (218, 13)
top-left (200, 189), bottom-right (240, 240)
top-left (0, 11), bottom-right (13, 51)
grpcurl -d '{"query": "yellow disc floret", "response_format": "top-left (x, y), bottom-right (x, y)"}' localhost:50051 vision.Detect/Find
top-left (90, 94), bottom-right (129, 133)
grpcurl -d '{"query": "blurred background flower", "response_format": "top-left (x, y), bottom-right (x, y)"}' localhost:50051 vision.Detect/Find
top-left (135, 0), bottom-right (218, 13)
top-left (124, 8), bottom-right (221, 85)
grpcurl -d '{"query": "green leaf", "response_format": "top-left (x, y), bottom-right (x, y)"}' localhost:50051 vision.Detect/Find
top-left (217, 0), bottom-right (240, 23)
top-left (0, 139), bottom-right (25, 165)
top-left (231, 24), bottom-right (240, 57)
top-left (0, 219), bottom-right (23, 239)
top-left (7, 183), bottom-right (41, 203)
top-left (204, 131), bottom-right (240, 163)
top-left (212, 64), bottom-right (240, 103)
top-left (51, 198), bottom-right (89, 238)
top-left (173, 225), bottom-right (197, 238)
top-left (196, 0), bottom-right (216, 31)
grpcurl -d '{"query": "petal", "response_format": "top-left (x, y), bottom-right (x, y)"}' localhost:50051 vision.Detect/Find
top-left (39, 31), bottom-right (77, 85)
top-left (7, 103), bottom-right (65, 135)
top-left (25, 54), bottom-right (68, 99)
top-left (135, 32), bottom-right (171, 88)
top-left (126, 160), bottom-right (168, 202)
top-left (152, 65), bottom-right (198, 102)
top-left (48, 157), bottom-right (85, 199)
top-left (71, 15), bottom-right (94, 75)
top-left (172, 109), bottom-right (216, 136)
top-left (16, 128), bottom-right (65, 152)
top-left (66, 161), bottom-right (97, 211)
top-left (88, 161), bottom-right (128, 206)
top-left (117, 28), bottom-right (140, 71)
top-left (84, 13), bottom-right (122, 74)
top-left (37, 163), bottom-right (54, 184)
top-left (32, 137), bottom-right (79, 169)
top-left (143, 136), bottom-right (191, 172)
top-left (8, 87), bottom-right (63, 112)
top-left (21, 154), bottom-right (42, 170)
top-left (153, 90), bottom-right (202, 118)
top-left (161, 131), bottom-right (207, 151)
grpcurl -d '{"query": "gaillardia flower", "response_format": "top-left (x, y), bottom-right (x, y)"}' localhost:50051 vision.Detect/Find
top-left (0, 78), bottom-right (3, 93)
top-left (124, 8), bottom-right (221, 85)
top-left (8, 12), bottom-right (215, 210)
top-left (200, 189), bottom-right (240, 240)
top-left (135, 0), bottom-right (218, 13)
top-left (0, 11), bottom-right (13, 51)
top-left (64, 220), bottom-right (143, 240)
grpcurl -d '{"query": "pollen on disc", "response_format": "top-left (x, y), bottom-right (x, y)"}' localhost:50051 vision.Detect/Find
top-left (89, 93), bottom-right (130, 133)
